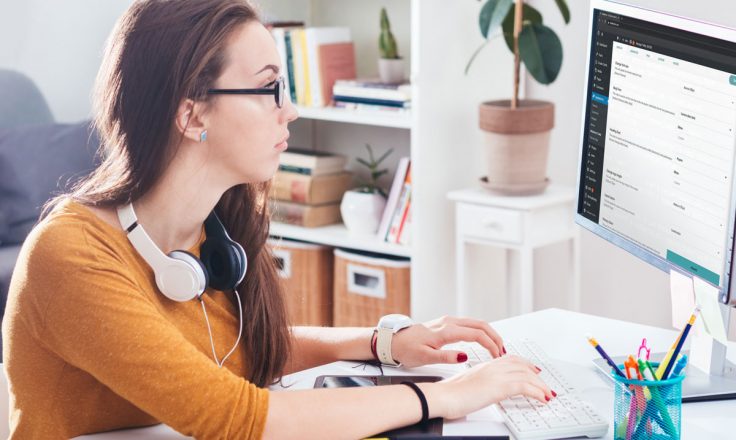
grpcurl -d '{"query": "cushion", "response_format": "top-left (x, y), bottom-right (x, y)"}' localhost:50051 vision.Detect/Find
top-left (0, 121), bottom-right (100, 245)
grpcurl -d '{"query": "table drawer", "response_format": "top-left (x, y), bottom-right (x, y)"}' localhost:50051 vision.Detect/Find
top-left (457, 204), bottom-right (523, 243)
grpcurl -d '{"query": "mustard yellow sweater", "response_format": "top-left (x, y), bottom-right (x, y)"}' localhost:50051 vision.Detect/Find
top-left (2, 199), bottom-right (269, 439)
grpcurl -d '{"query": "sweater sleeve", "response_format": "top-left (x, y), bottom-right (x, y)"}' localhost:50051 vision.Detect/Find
top-left (21, 221), bottom-right (269, 440)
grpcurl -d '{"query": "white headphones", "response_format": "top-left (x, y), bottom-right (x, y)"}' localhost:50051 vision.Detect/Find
top-left (117, 203), bottom-right (247, 367)
top-left (117, 203), bottom-right (246, 302)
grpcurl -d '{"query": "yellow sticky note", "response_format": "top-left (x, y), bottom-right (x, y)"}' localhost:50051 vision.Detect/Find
top-left (670, 269), bottom-right (695, 330)
top-left (693, 277), bottom-right (728, 345)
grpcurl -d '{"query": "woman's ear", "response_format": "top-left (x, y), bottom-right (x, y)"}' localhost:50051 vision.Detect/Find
top-left (175, 99), bottom-right (209, 143)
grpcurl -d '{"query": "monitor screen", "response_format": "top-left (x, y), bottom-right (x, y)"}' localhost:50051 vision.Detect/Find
top-left (576, 1), bottom-right (736, 303)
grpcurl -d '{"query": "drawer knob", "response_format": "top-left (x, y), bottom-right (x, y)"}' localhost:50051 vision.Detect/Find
top-left (483, 219), bottom-right (502, 229)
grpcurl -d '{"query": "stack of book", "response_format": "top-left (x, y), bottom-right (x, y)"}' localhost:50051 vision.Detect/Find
top-left (270, 25), bottom-right (357, 107)
top-left (377, 158), bottom-right (412, 245)
top-left (333, 79), bottom-right (412, 112)
top-left (270, 148), bottom-right (352, 227)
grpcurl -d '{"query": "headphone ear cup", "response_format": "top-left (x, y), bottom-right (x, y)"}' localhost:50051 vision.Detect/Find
top-left (200, 238), bottom-right (245, 291)
top-left (159, 250), bottom-right (208, 301)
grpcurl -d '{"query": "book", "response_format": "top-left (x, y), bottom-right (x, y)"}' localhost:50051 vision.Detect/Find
top-left (333, 79), bottom-right (412, 102)
top-left (318, 42), bottom-right (356, 106)
top-left (398, 199), bottom-right (412, 245)
top-left (284, 30), bottom-right (298, 103)
top-left (271, 171), bottom-right (353, 204)
top-left (298, 29), bottom-right (311, 106)
top-left (290, 28), bottom-right (307, 105)
top-left (333, 101), bottom-right (410, 113)
top-left (377, 157), bottom-right (410, 240)
top-left (280, 148), bottom-right (347, 171)
top-left (271, 200), bottom-right (342, 227)
top-left (386, 164), bottom-right (412, 243)
top-left (333, 95), bottom-right (412, 108)
top-left (304, 27), bottom-right (352, 107)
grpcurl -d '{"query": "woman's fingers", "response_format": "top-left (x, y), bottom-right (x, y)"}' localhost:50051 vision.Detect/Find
top-left (503, 371), bottom-right (553, 403)
top-left (436, 325), bottom-right (501, 358)
top-left (433, 317), bottom-right (505, 357)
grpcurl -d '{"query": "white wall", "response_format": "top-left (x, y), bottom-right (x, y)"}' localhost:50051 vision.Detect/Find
top-left (0, 1), bottom-right (134, 123)
top-left (526, 0), bottom-right (736, 330)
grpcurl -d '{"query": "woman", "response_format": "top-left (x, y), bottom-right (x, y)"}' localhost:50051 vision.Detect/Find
top-left (2, 1), bottom-right (552, 438)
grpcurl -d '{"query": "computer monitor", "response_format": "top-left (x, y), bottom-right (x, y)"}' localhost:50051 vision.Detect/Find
top-left (575, 0), bottom-right (736, 401)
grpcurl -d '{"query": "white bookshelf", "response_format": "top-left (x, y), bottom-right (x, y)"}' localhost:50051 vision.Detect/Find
top-left (270, 222), bottom-right (411, 258)
top-left (296, 105), bottom-right (411, 129)
top-left (262, 0), bottom-right (511, 320)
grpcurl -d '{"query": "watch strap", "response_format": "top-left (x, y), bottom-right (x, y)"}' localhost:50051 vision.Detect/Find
top-left (376, 326), bottom-right (399, 366)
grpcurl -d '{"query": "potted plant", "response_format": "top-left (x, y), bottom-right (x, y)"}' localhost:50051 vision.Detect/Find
top-left (378, 7), bottom-right (405, 84)
top-left (341, 144), bottom-right (393, 234)
top-left (467, 0), bottom-right (570, 195)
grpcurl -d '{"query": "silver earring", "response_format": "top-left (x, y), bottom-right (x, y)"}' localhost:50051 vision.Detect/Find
top-left (199, 130), bottom-right (208, 143)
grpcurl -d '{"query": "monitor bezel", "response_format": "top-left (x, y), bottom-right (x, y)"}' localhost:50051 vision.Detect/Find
top-left (575, 0), bottom-right (736, 305)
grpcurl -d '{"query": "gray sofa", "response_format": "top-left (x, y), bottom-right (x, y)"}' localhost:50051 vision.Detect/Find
top-left (0, 69), bottom-right (100, 332)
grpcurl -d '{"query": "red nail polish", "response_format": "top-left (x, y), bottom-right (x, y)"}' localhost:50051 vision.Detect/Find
top-left (545, 396), bottom-right (550, 402)
top-left (535, 365), bottom-right (542, 372)
top-left (552, 390), bottom-right (557, 397)
top-left (502, 346), bottom-right (507, 355)
top-left (457, 352), bottom-right (468, 363)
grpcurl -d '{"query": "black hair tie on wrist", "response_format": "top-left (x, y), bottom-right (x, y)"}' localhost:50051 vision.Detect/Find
top-left (402, 381), bottom-right (429, 425)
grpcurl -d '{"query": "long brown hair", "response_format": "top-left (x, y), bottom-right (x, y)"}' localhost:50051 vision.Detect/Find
top-left (45, 0), bottom-right (290, 387)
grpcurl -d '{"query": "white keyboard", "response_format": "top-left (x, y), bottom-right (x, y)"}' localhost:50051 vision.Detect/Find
top-left (448, 339), bottom-right (609, 440)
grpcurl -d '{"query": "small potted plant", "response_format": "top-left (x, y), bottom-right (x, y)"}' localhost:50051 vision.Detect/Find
top-left (467, 0), bottom-right (570, 195)
top-left (341, 144), bottom-right (393, 234)
top-left (378, 7), bottom-right (405, 84)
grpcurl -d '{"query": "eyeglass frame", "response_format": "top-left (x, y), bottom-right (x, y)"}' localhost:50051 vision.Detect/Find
top-left (207, 76), bottom-right (286, 108)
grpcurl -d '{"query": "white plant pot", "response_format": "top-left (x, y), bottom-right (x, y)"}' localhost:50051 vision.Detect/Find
top-left (340, 190), bottom-right (386, 234)
top-left (378, 58), bottom-right (405, 84)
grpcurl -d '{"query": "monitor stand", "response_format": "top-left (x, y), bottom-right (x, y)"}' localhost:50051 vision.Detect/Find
top-left (593, 351), bottom-right (736, 402)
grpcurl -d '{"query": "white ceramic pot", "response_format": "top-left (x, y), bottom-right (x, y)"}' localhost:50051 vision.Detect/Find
top-left (340, 190), bottom-right (386, 234)
top-left (378, 58), bottom-right (405, 84)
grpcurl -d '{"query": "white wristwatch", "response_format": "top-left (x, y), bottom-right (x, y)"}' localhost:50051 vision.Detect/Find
top-left (376, 314), bottom-right (414, 366)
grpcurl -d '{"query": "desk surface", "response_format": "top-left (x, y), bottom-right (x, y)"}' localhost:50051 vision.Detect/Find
top-left (76, 308), bottom-right (734, 439)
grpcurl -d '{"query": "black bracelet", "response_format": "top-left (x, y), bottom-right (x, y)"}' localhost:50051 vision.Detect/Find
top-left (402, 381), bottom-right (429, 425)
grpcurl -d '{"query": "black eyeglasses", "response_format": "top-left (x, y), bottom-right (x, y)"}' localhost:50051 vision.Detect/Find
top-left (207, 76), bottom-right (285, 108)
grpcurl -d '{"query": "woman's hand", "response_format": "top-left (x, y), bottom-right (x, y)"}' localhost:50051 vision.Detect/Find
top-left (423, 355), bottom-right (554, 420)
top-left (390, 315), bottom-right (506, 368)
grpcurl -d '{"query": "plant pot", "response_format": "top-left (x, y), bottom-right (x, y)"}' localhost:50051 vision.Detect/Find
top-left (378, 58), bottom-right (405, 84)
top-left (478, 99), bottom-right (554, 195)
top-left (340, 190), bottom-right (387, 234)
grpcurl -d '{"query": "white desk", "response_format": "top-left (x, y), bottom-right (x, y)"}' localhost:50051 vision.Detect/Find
top-left (75, 309), bottom-right (734, 439)
top-left (447, 186), bottom-right (580, 316)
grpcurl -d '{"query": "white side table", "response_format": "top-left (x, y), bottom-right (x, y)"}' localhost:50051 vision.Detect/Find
top-left (448, 185), bottom-right (580, 316)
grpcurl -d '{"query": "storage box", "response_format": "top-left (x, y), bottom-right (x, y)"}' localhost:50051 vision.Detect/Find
top-left (270, 239), bottom-right (334, 326)
top-left (333, 249), bottom-right (411, 327)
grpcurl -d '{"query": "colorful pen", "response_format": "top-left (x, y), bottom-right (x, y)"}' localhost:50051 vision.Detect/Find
top-left (587, 335), bottom-right (626, 377)
top-left (637, 359), bottom-right (678, 438)
top-left (662, 309), bottom-right (698, 379)
top-left (655, 331), bottom-right (681, 379)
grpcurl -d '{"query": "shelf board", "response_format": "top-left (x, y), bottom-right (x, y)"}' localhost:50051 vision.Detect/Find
top-left (269, 222), bottom-right (411, 258)
top-left (295, 105), bottom-right (411, 129)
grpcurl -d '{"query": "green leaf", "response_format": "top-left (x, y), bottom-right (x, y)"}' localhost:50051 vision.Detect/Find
top-left (555, 0), bottom-right (571, 24)
top-left (501, 4), bottom-right (543, 53)
top-left (357, 158), bottom-right (372, 168)
top-left (518, 23), bottom-right (563, 85)
top-left (479, 0), bottom-right (513, 39)
top-left (376, 148), bottom-right (394, 165)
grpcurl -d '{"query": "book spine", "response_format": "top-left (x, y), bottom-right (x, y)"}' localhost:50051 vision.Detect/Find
top-left (284, 30), bottom-right (297, 103)
top-left (386, 183), bottom-right (410, 243)
top-left (332, 85), bottom-right (410, 102)
top-left (333, 95), bottom-right (411, 108)
top-left (377, 158), bottom-right (410, 240)
top-left (398, 198), bottom-right (412, 245)
top-left (299, 29), bottom-right (311, 106)
top-left (279, 164), bottom-right (314, 176)
top-left (396, 194), bottom-right (412, 245)
top-left (272, 172), bottom-right (352, 204)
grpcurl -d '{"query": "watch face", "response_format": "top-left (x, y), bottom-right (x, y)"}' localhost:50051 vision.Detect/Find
top-left (379, 314), bottom-right (413, 331)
